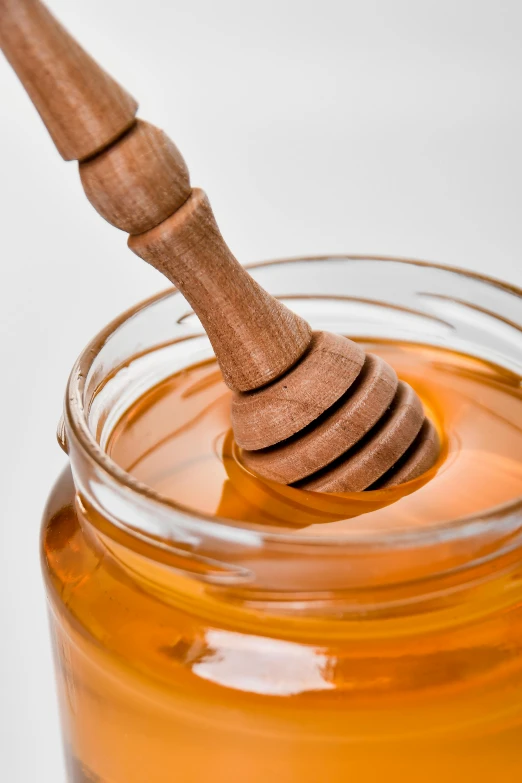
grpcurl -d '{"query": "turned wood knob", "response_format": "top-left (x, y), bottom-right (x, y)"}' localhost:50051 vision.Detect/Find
top-left (0, 0), bottom-right (440, 492)
top-left (80, 120), bottom-right (191, 234)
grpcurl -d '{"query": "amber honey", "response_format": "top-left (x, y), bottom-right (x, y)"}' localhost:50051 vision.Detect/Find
top-left (108, 340), bottom-right (522, 531)
top-left (42, 338), bottom-right (522, 782)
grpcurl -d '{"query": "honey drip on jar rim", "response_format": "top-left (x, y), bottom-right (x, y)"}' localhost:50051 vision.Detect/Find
top-left (107, 340), bottom-right (522, 535)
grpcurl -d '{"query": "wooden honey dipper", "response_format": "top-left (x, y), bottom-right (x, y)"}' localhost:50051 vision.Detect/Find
top-left (0, 0), bottom-right (440, 492)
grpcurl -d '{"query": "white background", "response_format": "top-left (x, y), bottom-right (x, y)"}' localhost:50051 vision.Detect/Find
top-left (1, 0), bottom-right (521, 779)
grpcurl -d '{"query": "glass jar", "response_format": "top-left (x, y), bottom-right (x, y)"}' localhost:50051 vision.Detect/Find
top-left (42, 257), bottom-right (522, 782)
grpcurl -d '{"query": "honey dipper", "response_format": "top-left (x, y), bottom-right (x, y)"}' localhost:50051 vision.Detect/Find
top-left (0, 0), bottom-right (439, 492)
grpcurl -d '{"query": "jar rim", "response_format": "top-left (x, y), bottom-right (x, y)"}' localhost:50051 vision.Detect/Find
top-left (64, 254), bottom-right (522, 554)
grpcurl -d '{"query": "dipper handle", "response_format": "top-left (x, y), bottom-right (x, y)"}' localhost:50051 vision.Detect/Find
top-left (0, 0), bottom-right (440, 491)
top-left (0, 0), bottom-right (312, 392)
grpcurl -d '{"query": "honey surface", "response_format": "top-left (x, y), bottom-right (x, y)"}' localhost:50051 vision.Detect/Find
top-left (108, 341), bottom-right (522, 533)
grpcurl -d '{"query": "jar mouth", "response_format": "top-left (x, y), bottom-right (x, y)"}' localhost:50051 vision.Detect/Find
top-left (64, 255), bottom-right (522, 566)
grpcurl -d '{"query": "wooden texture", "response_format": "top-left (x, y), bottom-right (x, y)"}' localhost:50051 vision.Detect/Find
top-left (80, 120), bottom-right (191, 234)
top-left (0, 0), bottom-right (137, 160)
top-left (241, 354), bottom-right (398, 484)
top-left (297, 381), bottom-right (425, 493)
top-left (129, 190), bottom-right (313, 392)
top-left (1, 0), bottom-right (440, 491)
top-left (378, 419), bottom-right (440, 488)
top-left (232, 331), bottom-right (365, 450)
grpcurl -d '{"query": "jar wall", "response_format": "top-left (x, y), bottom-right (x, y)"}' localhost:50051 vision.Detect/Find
top-left (43, 468), bottom-right (522, 783)
top-left (42, 258), bottom-right (522, 782)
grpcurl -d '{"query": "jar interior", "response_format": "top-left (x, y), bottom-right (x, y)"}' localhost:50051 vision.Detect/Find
top-left (64, 257), bottom-right (522, 594)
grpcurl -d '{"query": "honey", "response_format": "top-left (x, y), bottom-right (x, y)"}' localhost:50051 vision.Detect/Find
top-left (42, 339), bottom-right (522, 782)
top-left (108, 340), bottom-right (522, 532)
